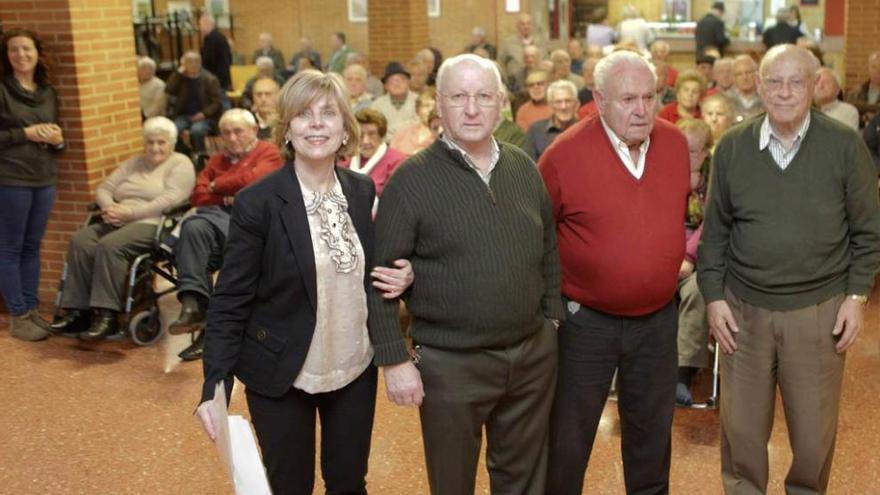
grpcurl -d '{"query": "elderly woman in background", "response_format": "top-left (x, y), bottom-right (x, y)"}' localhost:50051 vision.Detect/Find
top-left (196, 71), bottom-right (413, 495)
top-left (341, 108), bottom-right (407, 198)
top-left (390, 87), bottom-right (440, 155)
top-left (0, 28), bottom-right (64, 341)
top-left (50, 117), bottom-right (195, 340)
top-left (658, 69), bottom-right (706, 123)
top-left (700, 92), bottom-right (733, 148)
top-left (344, 63), bottom-right (374, 113)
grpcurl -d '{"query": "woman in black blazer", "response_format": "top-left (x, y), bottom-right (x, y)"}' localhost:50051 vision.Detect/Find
top-left (196, 70), bottom-right (412, 494)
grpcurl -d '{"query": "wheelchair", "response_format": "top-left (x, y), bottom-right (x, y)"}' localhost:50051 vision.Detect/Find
top-left (52, 201), bottom-right (192, 346)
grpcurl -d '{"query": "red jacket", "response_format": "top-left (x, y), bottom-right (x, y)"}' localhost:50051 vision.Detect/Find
top-left (657, 101), bottom-right (701, 124)
top-left (190, 140), bottom-right (283, 206)
top-left (538, 115), bottom-right (690, 316)
top-left (338, 145), bottom-right (407, 197)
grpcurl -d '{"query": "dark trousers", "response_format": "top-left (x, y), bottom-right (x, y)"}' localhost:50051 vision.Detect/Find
top-left (245, 366), bottom-right (378, 495)
top-left (174, 216), bottom-right (225, 301)
top-left (61, 221), bottom-right (156, 311)
top-left (417, 319), bottom-right (558, 495)
top-left (546, 300), bottom-right (677, 495)
top-left (0, 185), bottom-right (55, 316)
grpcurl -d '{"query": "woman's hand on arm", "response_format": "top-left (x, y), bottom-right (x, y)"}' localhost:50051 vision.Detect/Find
top-left (371, 259), bottom-right (414, 299)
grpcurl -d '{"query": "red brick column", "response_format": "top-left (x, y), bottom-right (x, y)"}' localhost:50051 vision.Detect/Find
top-left (843, 0), bottom-right (880, 90)
top-left (367, 0), bottom-right (430, 76)
top-left (0, 0), bottom-right (142, 308)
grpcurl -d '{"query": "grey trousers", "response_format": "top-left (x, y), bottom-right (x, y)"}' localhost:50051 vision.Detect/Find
top-left (61, 221), bottom-right (155, 311)
top-left (721, 289), bottom-right (846, 495)
top-left (678, 273), bottom-right (710, 368)
top-left (416, 319), bottom-right (558, 495)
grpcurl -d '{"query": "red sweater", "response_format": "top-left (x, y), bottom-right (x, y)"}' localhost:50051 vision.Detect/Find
top-left (190, 140), bottom-right (283, 206)
top-left (538, 116), bottom-right (690, 316)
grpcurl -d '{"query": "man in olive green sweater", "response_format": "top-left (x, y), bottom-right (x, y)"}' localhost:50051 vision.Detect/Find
top-left (368, 54), bottom-right (564, 495)
top-left (698, 45), bottom-right (880, 494)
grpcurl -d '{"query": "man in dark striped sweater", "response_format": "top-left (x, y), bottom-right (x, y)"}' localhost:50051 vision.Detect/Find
top-left (368, 54), bottom-right (564, 495)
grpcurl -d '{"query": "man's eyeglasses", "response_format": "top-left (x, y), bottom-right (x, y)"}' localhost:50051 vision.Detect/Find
top-left (441, 92), bottom-right (499, 107)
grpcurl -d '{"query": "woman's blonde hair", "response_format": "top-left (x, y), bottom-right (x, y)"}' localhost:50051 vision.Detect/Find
top-left (676, 118), bottom-right (714, 151)
top-left (674, 69), bottom-right (707, 95)
top-left (274, 70), bottom-right (360, 160)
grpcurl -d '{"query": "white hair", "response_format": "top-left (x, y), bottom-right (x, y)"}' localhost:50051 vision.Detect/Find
top-left (760, 44), bottom-right (819, 79)
top-left (593, 50), bottom-right (656, 93)
top-left (817, 67), bottom-right (841, 89)
top-left (137, 56), bottom-right (157, 71)
top-left (255, 56), bottom-right (275, 69)
top-left (219, 108), bottom-right (258, 128)
top-left (436, 53), bottom-right (503, 93)
top-left (344, 63), bottom-right (367, 80)
top-left (142, 116), bottom-right (177, 142)
top-left (547, 79), bottom-right (578, 102)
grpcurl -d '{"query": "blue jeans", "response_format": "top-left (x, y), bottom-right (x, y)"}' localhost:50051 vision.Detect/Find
top-left (174, 115), bottom-right (215, 153)
top-left (0, 185), bottom-right (56, 316)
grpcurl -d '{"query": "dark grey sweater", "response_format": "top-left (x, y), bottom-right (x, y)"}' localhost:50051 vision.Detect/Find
top-left (0, 76), bottom-right (61, 187)
top-left (368, 139), bottom-right (564, 366)
top-left (698, 110), bottom-right (880, 310)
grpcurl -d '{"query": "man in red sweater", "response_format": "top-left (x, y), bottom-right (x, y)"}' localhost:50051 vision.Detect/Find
top-left (539, 50), bottom-right (690, 494)
top-left (168, 109), bottom-right (282, 356)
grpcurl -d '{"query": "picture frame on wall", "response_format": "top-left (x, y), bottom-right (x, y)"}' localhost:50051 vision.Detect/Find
top-left (348, 0), bottom-right (368, 22)
top-left (428, 0), bottom-right (440, 17)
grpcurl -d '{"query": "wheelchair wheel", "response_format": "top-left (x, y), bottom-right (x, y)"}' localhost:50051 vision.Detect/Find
top-left (129, 309), bottom-right (162, 346)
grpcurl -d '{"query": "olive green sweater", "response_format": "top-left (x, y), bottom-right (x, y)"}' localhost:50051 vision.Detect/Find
top-left (368, 139), bottom-right (564, 366)
top-left (698, 111), bottom-right (880, 310)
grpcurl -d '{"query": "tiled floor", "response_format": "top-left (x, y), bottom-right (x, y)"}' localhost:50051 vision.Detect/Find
top-left (2, 283), bottom-right (878, 494)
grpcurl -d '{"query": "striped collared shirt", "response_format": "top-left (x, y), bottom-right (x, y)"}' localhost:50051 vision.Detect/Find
top-left (441, 133), bottom-right (501, 185)
top-left (759, 113), bottom-right (811, 170)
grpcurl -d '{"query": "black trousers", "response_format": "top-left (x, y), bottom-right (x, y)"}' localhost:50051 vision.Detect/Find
top-left (546, 299), bottom-right (677, 495)
top-left (245, 365), bottom-right (378, 495)
top-left (174, 216), bottom-right (225, 301)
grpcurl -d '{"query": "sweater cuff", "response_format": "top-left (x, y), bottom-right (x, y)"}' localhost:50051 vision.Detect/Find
top-left (372, 340), bottom-right (411, 367)
top-left (699, 283), bottom-right (725, 304)
top-left (543, 295), bottom-right (565, 321)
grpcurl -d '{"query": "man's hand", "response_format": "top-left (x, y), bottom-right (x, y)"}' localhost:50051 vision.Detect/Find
top-left (382, 361), bottom-right (424, 407)
top-left (195, 400), bottom-right (218, 441)
top-left (371, 259), bottom-right (414, 299)
top-left (678, 259), bottom-right (694, 280)
top-left (707, 300), bottom-right (739, 354)
top-left (832, 298), bottom-right (865, 353)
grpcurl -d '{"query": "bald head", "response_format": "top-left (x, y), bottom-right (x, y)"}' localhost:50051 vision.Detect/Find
top-left (517, 13), bottom-right (533, 38)
top-left (759, 44), bottom-right (819, 81)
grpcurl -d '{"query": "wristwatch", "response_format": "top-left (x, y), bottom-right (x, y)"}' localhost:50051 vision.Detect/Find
top-left (848, 294), bottom-right (868, 305)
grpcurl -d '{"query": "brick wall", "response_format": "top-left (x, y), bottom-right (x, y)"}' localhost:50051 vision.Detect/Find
top-left (0, 0), bottom-right (142, 306)
top-left (843, 0), bottom-right (880, 91)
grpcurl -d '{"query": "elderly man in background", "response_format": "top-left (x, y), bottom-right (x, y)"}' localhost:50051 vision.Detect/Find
top-left (499, 13), bottom-right (548, 82)
top-left (516, 69), bottom-right (552, 132)
top-left (369, 53), bottom-right (563, 495)
top-left (567, 39), bottom-right (586, 75)
top-left (699, 44), bottom-right (880, 495)
top-left (550, 49), bottom-right (585, 90)
top-left (407, 58), bottom-right (430, 95)
top-left (370, 62), bottom-right (418, 141)
top-left (728, 54), bottom-right (764, 123)
top-left (346, 52), bottom-right (384, 97)
top-left (508, 44), bottom-right (544, 95)
top-left (198, 15), bottom-right (232, 93)
top-left (287, 36), bottom-right (321, 75)
top-left (650, 40), bottom-right (677, 87)
top-left (249, 77), bottom-right (280, 140)
top-left (344, 64), bottom-right (374, 113)
top-left (577, 57), bottom-right (599, 105)
top-left (846, 50), bottom-right (880, 127)
top-left (695, 1), bottom-right (729, 57)
top-left (326, 32), bottom-right (353, 74)
top-left (137, 56), bottom-right (166, 119)
top-left (525, 79), bottom-right (578, 161)
top-left (465, 26), bottom-right (497, 60)
top-left (708, 56), bottom-right (735, 95)
top-left (165, 51), bottom-right (223, 154)
top-left (251, 32), bottom-right (284, 73)
top-left (240, 56), bottom-right (285, 110)
top-left (814, 67), bottom-right (860, 130)
top-left (539, 50), bottom-right (690, 494)
top-left (167, 109), bottom-right (283, 359)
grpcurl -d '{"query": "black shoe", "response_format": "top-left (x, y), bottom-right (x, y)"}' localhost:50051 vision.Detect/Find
top-left (50, 310), bottom-right (92, 334)
top-left (169, 295), bottom-right (206, 335)
top-left (178, 332), bottom-right (205, 361)
top-left (80, 309), bottom-right (119, 342)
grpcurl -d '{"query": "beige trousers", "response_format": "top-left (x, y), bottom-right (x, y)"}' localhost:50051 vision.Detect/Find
top-left (721, 289), bottom-right (846, 495)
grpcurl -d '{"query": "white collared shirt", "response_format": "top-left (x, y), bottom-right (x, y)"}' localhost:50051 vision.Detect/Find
top-left (600, 117), bottom-right (651, 179)
top-left (441, 134), bottom-right (501, 185)
top-left (759, 113), bottom-right (811, 170)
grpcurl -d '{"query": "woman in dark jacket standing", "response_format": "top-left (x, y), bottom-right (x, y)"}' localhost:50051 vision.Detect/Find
top-left (0, 28), bottom-right (64, 341)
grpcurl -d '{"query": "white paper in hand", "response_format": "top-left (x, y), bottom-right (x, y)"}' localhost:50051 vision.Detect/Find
top-left (212, 381), bottom-right (272, 495)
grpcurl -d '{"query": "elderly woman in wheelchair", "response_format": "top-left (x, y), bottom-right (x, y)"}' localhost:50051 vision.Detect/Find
top-left (51, 116), bottom-right (196, 341)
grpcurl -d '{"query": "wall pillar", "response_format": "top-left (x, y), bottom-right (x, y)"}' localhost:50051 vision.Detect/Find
top-left (367, 0), bottom-right (430, 76)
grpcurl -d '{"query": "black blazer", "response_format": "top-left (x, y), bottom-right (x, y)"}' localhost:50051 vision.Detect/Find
top-left (200, 163), bottom-right (376, 403)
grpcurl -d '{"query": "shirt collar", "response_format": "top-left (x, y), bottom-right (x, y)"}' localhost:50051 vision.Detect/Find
top-left (759, 112), bottom-right (811, 151)
top-left (600, 117), bottom-right (650, 155)
top-left (440, 134), bottom-right (501, 176)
